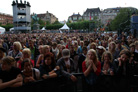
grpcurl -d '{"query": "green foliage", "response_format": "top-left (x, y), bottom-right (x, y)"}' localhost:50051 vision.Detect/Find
top-left (109, 8), bottom-right (135, 31)
top-left (46, 21), bottom-right (50, 25)
top-left (1, 24), bottom-right (13, 31)
top-left (31, 18), bottom-right (45, 26)
top-left (38, 19), bottom-right (45, 26)
top-left (41, 20), bottom-right (100, 30)
top-left (52, 21), bottom-right (60, 24)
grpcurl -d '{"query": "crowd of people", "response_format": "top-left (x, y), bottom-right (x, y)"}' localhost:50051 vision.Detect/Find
top-left (0, 32), bottom-right (138, 91)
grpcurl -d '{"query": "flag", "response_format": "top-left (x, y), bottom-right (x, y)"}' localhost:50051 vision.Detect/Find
top-left (89, 13), bottom-right (91, 20)
top-left (100, 28), bottom-right (102, 31)
top-left (103, 28), bottom-right (105, 31)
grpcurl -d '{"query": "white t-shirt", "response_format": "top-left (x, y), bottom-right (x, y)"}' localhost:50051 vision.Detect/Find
top-left (64, 59), bottom-right (70, 72)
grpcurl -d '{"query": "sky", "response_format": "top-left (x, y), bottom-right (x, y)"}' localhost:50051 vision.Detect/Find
top-left (0, 0), bottom-right (138, 21)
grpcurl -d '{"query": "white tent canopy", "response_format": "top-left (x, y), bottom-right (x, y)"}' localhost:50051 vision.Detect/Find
top-left (60, 23), bottom-right (70, 30)
top-left (0, 27), bottom-right (5, 34)
top-left (41, 27), bottom-right (46, 30)
top-left (10, 27), bottom-right (14, 31)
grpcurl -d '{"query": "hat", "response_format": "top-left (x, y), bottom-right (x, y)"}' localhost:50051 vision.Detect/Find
top-left (62, 49), bottom-right (70, 58)
top-left (97, 46), bottom-right (104, 50)
top-left (0, 47), bottom-right (6, 52)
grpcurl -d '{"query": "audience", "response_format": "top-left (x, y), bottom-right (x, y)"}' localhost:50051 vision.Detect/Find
top-left (0, 32), bottom-right (137, 91)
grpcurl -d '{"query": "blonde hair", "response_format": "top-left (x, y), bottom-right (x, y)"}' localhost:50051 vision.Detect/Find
top-left (135, 41), bottom-right (138, 45)
top-left (43, 45), bottom-right (50, 54)
top-left (13, 41), bottom-right (22, 51)
top-left (108, 41), bottom-right (116, 53)
top-left (74, 41), bottom-right (78, 46)
top-left (85, 49), bottom-right (99, 68)
top-left (101, 51), bottom-right (113, 63)
top-left (90, 42), bottom-right (97, 50)
top-left (22, 48), bottom-right (31, 58)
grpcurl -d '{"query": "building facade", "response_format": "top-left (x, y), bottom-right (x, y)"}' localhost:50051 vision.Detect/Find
top-left (37, 11), bottom-right (58, 24)
top-left (100, 7), bottom-right (120, 25)
top-left (68, 13), bottom-right (83, 23)
top-left (82, 8), bottom-right (101, 21)
top-left (0, 13), bottom-right (13, 25)
top-left (12, 0), bottom-right (31, 33)
top-left (100, 7), bottom-right (138, 26)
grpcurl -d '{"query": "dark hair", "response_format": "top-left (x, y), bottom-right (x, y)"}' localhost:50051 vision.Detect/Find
top-left (119, 49), bottom-right (131, 58)
top-left (1, 56), bottom-right (15, 65)
top-left (21, 58), bottom-right (33, 70)
top-left (82, 46), bottom-right (87, 51)
top-left (43, 52), bottom-right (55, 69)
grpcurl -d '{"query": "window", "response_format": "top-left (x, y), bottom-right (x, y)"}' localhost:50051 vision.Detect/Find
top-left (79, 17), bottom-right (82, 20)
top-left (91, 13), bottom-right (93, 16)
top-left (73, 17), bottom-right (77, 20)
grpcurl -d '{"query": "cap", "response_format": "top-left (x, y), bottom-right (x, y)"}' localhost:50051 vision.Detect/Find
top-left (62, 49), bottom-right (70, 58)
top-left (97, 46), bottom-right (104, 50)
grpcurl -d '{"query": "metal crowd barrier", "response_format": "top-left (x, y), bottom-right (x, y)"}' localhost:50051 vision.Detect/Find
top-left (1, 74), bottom-right (138, 92)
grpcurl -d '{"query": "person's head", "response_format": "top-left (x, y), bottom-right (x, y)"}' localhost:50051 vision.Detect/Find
top-left (44, 52), bottom-right (55, 66)
top-left (121, 35), bottom-right (126, 41)
top-left (135, 41), bottom-right (138, 50)
top-left (0, 39), bottom-right (3, 44)
top-left (62, 49), bottom-right (70, 61)
top-left (0, 47), bottom-right (6, 59)
top-left (108, 37), bottom-right (113, 43)
top-left (43, 45), bottom-right (50, 54)
top-left (80, 41), bottom-right (84, 47)
top-left (1, 56), bottom-right (15, 71)
top-left (22, 48), bottom-right (31, 59)
top-left (102, 51), bottom-right (113, 63)
top-left (69, 44), bottom-right (74, 52)
top-left (82, 46), bottom-right (88, 55)
top-left (90, 42), bottom-right (97, 50)
top-left (97, 46), bottom-right (106, 55)
top-left (86, 49), bottom-right (98, 62)
top-left (63, 36), bottom-right (67, 42)
top-left (57, 44), bottom-right (61, 50)
top-left (13, 41), bottom-right (22, 51)
top-left (74, 41), bottom-right (78, 48)
top-left (108, 41), bottom-right (116, 51)
top-left (85, 49), bottom-right (99, 67)
top-left (28, 39), bottom-right (34, 48)
top-left (101, 40), bottom-right (107, 48)
top-left (67, 38), bottom-right (72, 44)
top-left (119, 49), bottom-right (131, 62)
top-left (38, 39), bottom-right (43, 46)
top-left (52, 42), bottom-right (57, 49)
top-left (90, 38), bottom-right (94, 43)
top-left (38, 45), bottom-right (43, 54)
top-left (113, 34), bottom-right (118, 40)
top-left (61, 45), bottom-right (66, 50)
top-left (115, 40), bottom-right (122, 48)
top-left (129, 43), bottom-right (135, 53)
top-left (59, 45), bottom-right (65, 52)
top-left (21, 58), bottom-right (33, 71)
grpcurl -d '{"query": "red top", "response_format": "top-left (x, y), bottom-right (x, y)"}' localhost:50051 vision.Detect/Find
top-left (82, 61), bottom-right (101, 76)
top-left (66, 44), bottom-right (68, 49)
top-left (17, 59), bottom-right (35, 70)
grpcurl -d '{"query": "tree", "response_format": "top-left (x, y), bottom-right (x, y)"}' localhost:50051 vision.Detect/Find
top-left (52, 21), bottom-right (60, 24)
top-left (110, 8), bottom-right (136, 31)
